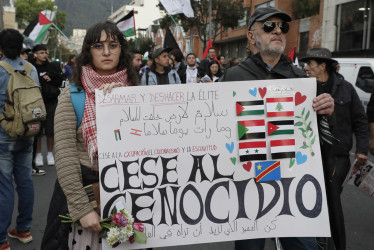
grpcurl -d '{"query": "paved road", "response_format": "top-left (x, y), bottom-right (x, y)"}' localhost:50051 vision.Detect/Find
top-left (9, 142), bottom-right (374, 250)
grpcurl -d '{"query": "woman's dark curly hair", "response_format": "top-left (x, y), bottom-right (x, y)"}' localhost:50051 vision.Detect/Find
top-left (72, 21), bottom-right (138, 86)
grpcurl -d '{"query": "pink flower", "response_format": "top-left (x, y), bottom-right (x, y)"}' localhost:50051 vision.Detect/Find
top-left (112, 213), bottom-right (128, 227)
top-left (129, 235), bottom-right (134, 243)
top-left (133, 222), bottom-right (144, 232)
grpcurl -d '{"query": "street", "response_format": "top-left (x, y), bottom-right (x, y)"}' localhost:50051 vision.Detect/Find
top-left (9, 145), bottom-right (374, 250)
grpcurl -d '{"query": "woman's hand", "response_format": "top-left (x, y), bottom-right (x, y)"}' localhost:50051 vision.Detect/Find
top-left (99, 82), bottom-right (127, 95)
top-left (79, 211), bottom-right (102, 232)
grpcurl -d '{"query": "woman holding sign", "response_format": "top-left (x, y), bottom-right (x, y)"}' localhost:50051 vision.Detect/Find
top-left (42, 21), bottom-right (138, 249)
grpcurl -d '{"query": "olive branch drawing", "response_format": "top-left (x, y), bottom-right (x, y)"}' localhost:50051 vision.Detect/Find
top-left (295, 107), bottom-right (315, 157)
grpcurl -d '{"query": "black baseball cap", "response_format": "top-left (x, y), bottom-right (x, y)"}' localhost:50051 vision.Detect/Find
top-left (248, 7), bottom-right (292, 31)
top-left (32, 44), bottom-right (47, 53)
top-left (152, 48), bottom-right (172, 59)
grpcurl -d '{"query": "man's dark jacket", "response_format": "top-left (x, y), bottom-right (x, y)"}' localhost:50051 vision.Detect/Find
top-left (179, 65), bottom-right (204, 84)
top-left (329, 73), bottom-right (368, 156)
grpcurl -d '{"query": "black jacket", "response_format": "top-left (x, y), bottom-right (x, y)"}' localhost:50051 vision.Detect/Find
top-left (179, 65), bottom-right (204, 83)
top-left (33, 61), bottom-right (64, 102)
top-left (330, 73), bottom-right (368, 156)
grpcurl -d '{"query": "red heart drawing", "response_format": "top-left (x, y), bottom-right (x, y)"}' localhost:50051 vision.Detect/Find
top-left (259, 87), bottom-right (267, 99)
top-left (242, 162), bottom-right (252, 172)
top-left (295, 92), bottom-right (307, 106)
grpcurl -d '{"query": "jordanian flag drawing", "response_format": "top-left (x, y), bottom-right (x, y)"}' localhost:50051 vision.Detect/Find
top-left (266, 97), bottom-right (294, 117)
top-left (238, 119), bottom-right (265, 140)
top-left (268, 120), bottom-right (294, 136)
top-left (116, 9), bottom-right (136, 37)
top-left (270, 139), bottom-right (295, 159)
top-left (236, 101), bottom-right (264, 116)
top-left (23, 11), bottom-right (55, 43)
top-left (255, 161), bottom-right (281, 182)
top-left (239, 141), bottom-right (266, 162)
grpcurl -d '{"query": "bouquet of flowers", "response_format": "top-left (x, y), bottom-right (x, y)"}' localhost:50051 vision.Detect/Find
top-left (60, 207), bottom-right (147, 248)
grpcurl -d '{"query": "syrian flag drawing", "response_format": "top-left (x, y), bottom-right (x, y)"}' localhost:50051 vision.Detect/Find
top-left (255, 161), bottom-right (281, 182)
top-left (266, 97), bottom-right (294, 117)
top-left (116, 9), bottom-right (136, 37)
top-left (267, 120), bottom-right (294, 136)
top-left (23, 11), bottom-right (55, 43)
top-left (236, 100), bottom-right (265, 116)
top-left (238, 119), bottom-right (265, 140)
top-left (270, 139), bottom-right (295, 159)
top-left (239, 141), bottom-right (266, 162)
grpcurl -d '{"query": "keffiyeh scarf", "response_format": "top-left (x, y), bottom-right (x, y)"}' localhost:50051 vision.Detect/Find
top-left (81, 66), bottom-right (129, 163)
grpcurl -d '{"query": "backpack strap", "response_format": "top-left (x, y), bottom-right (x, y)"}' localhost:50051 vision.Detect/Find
top-left (146, 69), bottom-right (150, 85)
top-left (172, 72), bottom-right (176, 83)
top-left (70, 83), bottom-right (86, 129)
top-left (0, 61), bottom-right (32, 75)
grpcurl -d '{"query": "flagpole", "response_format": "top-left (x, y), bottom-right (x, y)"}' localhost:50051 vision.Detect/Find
top-left (51, 23), bottom-right (79, 54)
top-left (169, 15), bottom-right (193, 53)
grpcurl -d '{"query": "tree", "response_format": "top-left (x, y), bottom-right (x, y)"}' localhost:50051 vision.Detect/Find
top-left (292, 0), bottom-right (320, 19)
top-left (159, 0), bottom-right (245, 49)
top-left (276, 103), bottom-right (283, 112)
top-left (127, 38), bottom-right (155, 55)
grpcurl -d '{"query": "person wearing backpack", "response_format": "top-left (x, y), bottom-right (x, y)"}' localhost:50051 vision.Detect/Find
top-left (0, 28), bottom-right (40, 250)
top-left (31, 44), bottom-right (64, 167)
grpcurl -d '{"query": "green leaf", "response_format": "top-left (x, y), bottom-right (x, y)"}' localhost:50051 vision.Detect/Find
top-left (111, 207), bottom-right (117, 215)
top-left (300, 145), bottom-right (309, 149)
top-left (299, 128), bottom-right (306, 133)
top-left (295, 122), bottom-right (303, 126)
top-left (306, 121), bottom-right (311, 131)
top-left (295, 116), bottom-right (301, 118)
top-left (305, 111), bottom-right (310, 121)
top-left (302, 132), bottom-right (307, 138)
top-left (311, 135), bottom-right (316, 145)
top-left (302, 107), bottom-right (305, 116)
top-left (134, 230), bottom-right (147, 244)
top-left (309, 131), bottom-right (314, 138)
top-left (98, 228), bottom-right (108, 238)
top-left (289, 158), bottom-right (295, 168)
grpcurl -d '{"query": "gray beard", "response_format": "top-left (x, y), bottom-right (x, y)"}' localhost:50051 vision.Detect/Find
top-left (254, 31), bottom-right (285, 58)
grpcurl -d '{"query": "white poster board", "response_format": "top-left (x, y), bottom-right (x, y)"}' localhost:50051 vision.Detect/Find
top-left (96, 78), bottom-right (330, 249)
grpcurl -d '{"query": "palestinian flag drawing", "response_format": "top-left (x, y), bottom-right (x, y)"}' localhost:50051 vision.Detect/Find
top-left (255, 161), bottom-right (281, 182)
top-left (239, 141), bottom-right (267, 162)
top-left (236, 100), bottom-right (264, 116)
top-left (23, 11), bottom-right (55, 43)
top-left (238, 119), bottom-right (265, 140)
top-left (267, 120), bottom-right (294, 136)
top-left (116, 9), bottom-right (136, 37)
top-left (266, 97), bottom-right (294, 117)
top-left (114, 129), bottom-right (121, 141)
top-left (270, 139), bottom-right (295, 159)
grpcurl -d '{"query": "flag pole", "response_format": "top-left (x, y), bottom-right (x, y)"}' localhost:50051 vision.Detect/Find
top-left (51, 23), bottom-right (79, 54)
top-left (169, 15), bottom-right (193, 53)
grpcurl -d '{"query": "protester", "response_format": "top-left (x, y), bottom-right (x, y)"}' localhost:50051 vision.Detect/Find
top-left (140, 54), bottom-right (152, 79)
top-left (220, 7), bottom-right (334, 250)
top-left (301, 47), bottom-right (368, 250)
top-left (140, 48), bottom-right (181, 85)
top-left (217, 54), bottom-right (226, 73)
top-left (20, 46), bottom-right (31, 61)
top-left (64, 54), bottom-right (76, 80)
top-left (42, 20), bottom-right (138, 250)
top-left (169, 48), bottom-right (186, 81)
top-left (199, 48), bottom-right (216, 75)
top-left (0, 28), bottom-right (39, 250)
top-left (201, 60), bottom-right (222, 82)
top-left (32, 44), bottom-right (64, 167)
top-left (180, 52), bottom-right (204, 83)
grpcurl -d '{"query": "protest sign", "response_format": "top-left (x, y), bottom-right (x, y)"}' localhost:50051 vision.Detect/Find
top-left (96, 78), bottom-right (330, 249)
top-left (346, 159), bottom-right (374, 197)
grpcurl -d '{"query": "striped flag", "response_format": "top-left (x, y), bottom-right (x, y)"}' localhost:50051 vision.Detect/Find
top-left (270, 139), bottom-right (295, 159)
top-left (23, 11), bottom-right (56, 43)
top-left (116, 9), bottom-right (136, 37)
top-left (114, 129), bottom-right (122, 141)
top-left (255, 161), bottom-right (281, 182)
top-left (236, 101), bottom-right (265, 116)
top-left (130, 128), bottom-right (142, 136)
top-left (239, 141), bottom-right (267, 162)
top-left (267, 120), bottom-right (294, 136)
top-left (238, 120), bottom-right (265, 140)
top-left (266, 97), bottom-right (294, 117)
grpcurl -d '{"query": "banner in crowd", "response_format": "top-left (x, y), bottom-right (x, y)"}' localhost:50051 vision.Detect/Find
top-left (96, 79), bottom-right (331, 249)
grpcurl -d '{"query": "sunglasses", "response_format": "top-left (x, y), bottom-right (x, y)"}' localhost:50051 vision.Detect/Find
top-left (261, 21), bottom-right (289, 34)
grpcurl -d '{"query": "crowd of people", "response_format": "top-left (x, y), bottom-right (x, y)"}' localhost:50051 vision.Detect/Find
top-left (0, 5), bottom-right (372, 250)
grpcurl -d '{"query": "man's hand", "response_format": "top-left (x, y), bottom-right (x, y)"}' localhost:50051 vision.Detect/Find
top-left (313, 93), bottom-right (334, 116)
top-left (79, 211), bottom-right (102, 232)
top-left (356, 153), bottom-right (368, 166)
top-left (43, 75), bottom-right (51, 82)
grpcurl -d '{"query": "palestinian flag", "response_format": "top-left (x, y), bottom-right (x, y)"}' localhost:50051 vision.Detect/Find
top-left (238, 120), bottom-right (265, 140)
top-left (255, 161), bottom-right (281, 182)
top-left (266, 97), bottom-right (294, 117)
top-left (24, 11), bottom-right (55, 43)
top-left (116, 9), bottom-right (136, 37)
top-left (267, 120), bottom-right (294, 136)
top-left (236, 101), bottom-right (264, 116)
top-left (239, 141), bottom-right (267, 162)
top-left (270, 139), bottom-right (295, 159)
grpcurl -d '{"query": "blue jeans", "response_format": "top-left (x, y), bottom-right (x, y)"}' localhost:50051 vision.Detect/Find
top-left (235, 237), bottom-right (318, 250)
top-left (0, 139), bottom-right (34, 243)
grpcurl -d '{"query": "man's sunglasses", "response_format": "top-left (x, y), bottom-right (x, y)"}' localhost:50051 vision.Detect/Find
top-left (262, 21), bottom-right (289, 34)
